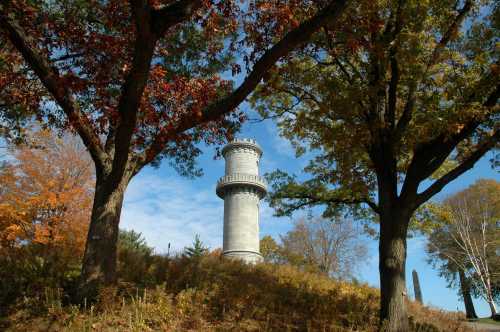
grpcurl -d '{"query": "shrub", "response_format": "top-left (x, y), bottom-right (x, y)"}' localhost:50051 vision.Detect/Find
top-left (117, 229), bottom-right (170, 287)
top-left (407, 301), bottom-right (468, 332)
top-left (1, 255), bottom-right (472, 331)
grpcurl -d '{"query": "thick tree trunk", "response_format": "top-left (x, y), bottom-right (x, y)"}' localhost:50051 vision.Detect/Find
top-left (79, 171), bottom-right (131, 300)
top-left (458, 270), bottom-right (477, 319)
top-left (379, 210), bottom-right (410, 331)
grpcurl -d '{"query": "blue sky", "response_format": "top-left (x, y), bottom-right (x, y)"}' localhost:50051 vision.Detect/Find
top-left (120, 105), bottom-right (499, 318)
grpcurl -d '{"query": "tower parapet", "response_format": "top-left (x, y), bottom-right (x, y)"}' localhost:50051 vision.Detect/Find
top-left (221, 138), bottom-right (263, 176)
top-left (217, 138), bottom-right (267, 263)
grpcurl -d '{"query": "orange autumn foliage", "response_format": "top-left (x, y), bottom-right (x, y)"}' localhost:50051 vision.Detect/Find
top-left (0, 130), bottom-right (94, 258)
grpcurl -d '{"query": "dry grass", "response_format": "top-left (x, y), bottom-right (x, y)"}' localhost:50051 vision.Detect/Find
top-left (407, 301), bottom-right (469, 332)
top-left (1, 256), bottom-right (472, 332)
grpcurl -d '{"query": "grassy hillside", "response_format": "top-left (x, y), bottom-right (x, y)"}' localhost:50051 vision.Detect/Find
top-left (1, 255), bottom-right (470, 331)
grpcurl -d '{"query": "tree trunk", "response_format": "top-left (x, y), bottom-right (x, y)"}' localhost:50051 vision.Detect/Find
top-left (458, 270), bottom-right (477, 319)
top-left (379, 210), bottom-right (410, 331)
top-left (487, 294), bottom-right (498, 317)
top-left (79, 171), bottom-right (131, 300)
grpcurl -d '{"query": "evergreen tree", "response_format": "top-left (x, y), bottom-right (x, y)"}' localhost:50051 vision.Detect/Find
top-left (183, 234), bottom-right (208, 259)
top-left (118, 229), bottom-right (153, 257)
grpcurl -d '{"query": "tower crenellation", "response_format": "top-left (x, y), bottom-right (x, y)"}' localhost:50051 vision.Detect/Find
top-left (216, 138), bottom-right (267, 263)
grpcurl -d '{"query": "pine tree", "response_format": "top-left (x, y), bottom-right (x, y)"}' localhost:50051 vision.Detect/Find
top-left (184, 234), bottom-right (207, 259)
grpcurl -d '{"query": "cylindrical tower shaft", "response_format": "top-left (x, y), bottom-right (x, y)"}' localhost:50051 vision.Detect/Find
top-left (216, 138), bottom-right (267, 263)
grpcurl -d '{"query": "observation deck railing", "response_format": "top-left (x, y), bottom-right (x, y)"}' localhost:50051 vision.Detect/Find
top-left (216, 173), bottom-right (267, 198)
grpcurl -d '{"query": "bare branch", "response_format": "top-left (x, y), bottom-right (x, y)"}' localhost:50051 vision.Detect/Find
top-left (450, 200), bottom-right (497, 308)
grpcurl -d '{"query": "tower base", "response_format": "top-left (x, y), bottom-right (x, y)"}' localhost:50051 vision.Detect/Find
top-left (223, 250), bottom-right (263, 264)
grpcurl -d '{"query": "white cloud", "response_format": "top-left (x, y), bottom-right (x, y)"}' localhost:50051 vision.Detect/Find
top-left (121, 172), bottom-right (224, 254)
top-left (117, 123), bottom-right (309, 256)
top-left (119, 169), bottom-right (296, 255)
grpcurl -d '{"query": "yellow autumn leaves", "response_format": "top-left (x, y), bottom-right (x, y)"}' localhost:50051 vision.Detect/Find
top-left (0, 130), bottom-right (94, 256)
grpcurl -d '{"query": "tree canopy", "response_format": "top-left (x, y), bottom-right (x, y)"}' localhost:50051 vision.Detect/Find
top-left (0, 129), bottom-right (94, 309)
top-left (251, 0), bottom-right (499, 329)
top-left (0, 129), bottom-right (93, 253)
top-left (0, 0), bottom-right (349, 177)
top-left (256, 1), bottom-right (499, 217)
top-left (0, 0), bottom-right (350, 297)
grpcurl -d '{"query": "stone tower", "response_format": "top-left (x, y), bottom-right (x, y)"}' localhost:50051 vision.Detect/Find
top-left (216, 138), bottom-right (267, 263)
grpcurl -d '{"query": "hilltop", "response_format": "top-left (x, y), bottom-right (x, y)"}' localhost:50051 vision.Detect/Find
top-left (1, 255), bottom-right (471, 332)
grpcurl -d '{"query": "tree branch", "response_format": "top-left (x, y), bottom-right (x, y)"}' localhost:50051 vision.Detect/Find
top-left (386, 0), bottom-right (403, 130)
top-left (394, 0), bottom-right (473, 139)
top-left (400, 81), bottom-right (500, 205)
top-left (428, 0), bottom-right (473, 67)
top-left (415, 129), bottom-right (500, 207)
top-left (387, 52), bottom-right (399, 130)
top-left (110, 0), bottom-right (157, 179)
top-left (0, 9), bottom-right (108, 171)
top-left (188, 0), bottom-right (348, 126)
top-left (248, 100), bottom-right (300, 123)
top-left (276, 192), bottom-right (380, 215)
top-left (109, 0), bottom-right (205, 179)
top-left (151, 0), bottom-right (203, 36)
top-left (139, 0), bottom-right (349, 165)
top-left (393, 82), bottom-right (415, 141)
